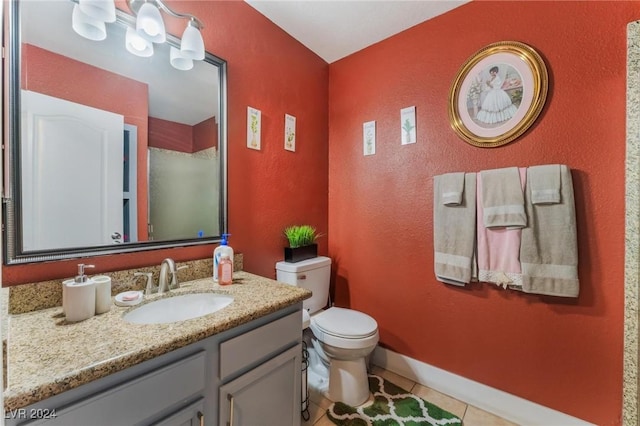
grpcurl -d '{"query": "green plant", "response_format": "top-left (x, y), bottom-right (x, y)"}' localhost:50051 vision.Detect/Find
top-left (402, 119), bottom-right (415, 134)
top-left (284, 225), bottom-right (319, 248)
top-left (250, 112), bottom-right (259, 135)
top-left (402, 119), bottom-right (415, 143)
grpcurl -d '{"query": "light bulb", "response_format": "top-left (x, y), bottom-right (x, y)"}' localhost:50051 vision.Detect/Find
top-left (79, 0), bottom-right (116, 23)
top-left (170, 46), bottom-right (193, 71)
top-left (72, 4), bottom-right (107, 41)
top-left (126, 27), bottom-right (154, 57)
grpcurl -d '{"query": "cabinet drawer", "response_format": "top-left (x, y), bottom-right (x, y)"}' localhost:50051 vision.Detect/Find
top-left (219, 310), bottom-right (301, 381)
top-left (27, 351), bottom-right (206, 426)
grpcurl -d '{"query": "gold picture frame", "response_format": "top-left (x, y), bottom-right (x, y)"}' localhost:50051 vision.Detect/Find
top-left (448, 41), bottom-right (548, 148)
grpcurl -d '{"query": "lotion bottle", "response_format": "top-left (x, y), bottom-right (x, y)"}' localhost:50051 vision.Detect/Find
top-left (64, 264), bottom-right (96, 322)
top-left (213, 233), bottom-right (234, 282)
top-left (218, 253), bottom-right (233, 285)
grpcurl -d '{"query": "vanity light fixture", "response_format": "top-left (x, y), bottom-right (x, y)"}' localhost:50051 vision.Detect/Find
top-left (128, 0), bottom-right (205, 62)
top-left (70, 0), bottom-right (205, 70)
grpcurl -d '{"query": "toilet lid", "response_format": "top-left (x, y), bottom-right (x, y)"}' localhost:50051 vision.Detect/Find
top-left (312, 307), bottom-right (377, 338)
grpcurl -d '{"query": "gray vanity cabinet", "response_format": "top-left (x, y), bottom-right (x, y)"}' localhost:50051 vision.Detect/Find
top-left (218, 344), bottom-right (302, 426)
top-left (218, 310), bottom-right (302, 426)
top-left (6, 304), bottom-right (302, 426)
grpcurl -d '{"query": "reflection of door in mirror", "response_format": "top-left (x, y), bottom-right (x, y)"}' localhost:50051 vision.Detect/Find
top-left (22, 42), bottom-right (151, 245)
top-left (148, 116), bottom-right (220, 240)
top-left (21, 90), bottom-right (124, 250)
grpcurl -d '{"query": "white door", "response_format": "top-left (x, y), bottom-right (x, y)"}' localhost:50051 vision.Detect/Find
top-left (21, 90), bottom-right (124, 251)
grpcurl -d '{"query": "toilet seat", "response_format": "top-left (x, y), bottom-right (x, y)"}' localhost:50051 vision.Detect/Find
top-left (313, 307), bottom-right (378, 338)
top-left (310, 307), bottom-right (379, 350)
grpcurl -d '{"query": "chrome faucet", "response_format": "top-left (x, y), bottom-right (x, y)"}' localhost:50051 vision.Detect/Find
top-left (157, 259), bottom-right (188, 294)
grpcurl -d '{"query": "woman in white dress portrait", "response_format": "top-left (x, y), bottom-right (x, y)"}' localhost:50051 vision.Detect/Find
top-left (476, 66), bottom-right (518, 125)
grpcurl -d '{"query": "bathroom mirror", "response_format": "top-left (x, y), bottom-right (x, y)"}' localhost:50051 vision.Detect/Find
top-left (3, 0), bottom-right (227, 264)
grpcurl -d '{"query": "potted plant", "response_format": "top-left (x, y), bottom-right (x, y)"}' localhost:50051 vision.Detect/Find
top-left (283, 225), bottom-right (320, 263)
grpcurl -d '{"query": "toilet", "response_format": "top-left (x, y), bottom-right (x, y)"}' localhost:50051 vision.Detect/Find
top-left (275, 256), bottom-right (379, 406)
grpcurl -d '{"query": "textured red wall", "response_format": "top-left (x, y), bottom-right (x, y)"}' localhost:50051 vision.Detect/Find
top-left (148, 116), bottom-right (193, 152)
top-left (328, 2), bottom-right (638, 425)
top-left (148, 116), bottom-right (217, 152)
top-left (193, 117), bottom-right (218, 152)
top-left (193, 1), bottom-right (329, 278)
top-left (4, 1), bottom-right (328, 283)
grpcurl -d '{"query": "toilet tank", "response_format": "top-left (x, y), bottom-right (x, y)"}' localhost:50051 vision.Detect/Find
top-left (275, 256), bottom-right (331, 314)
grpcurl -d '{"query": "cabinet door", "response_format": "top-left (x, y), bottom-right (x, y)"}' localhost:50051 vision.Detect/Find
top-left (150, 398), bottom-right (204, 426)
top-left (21, 90), bottom-right (124, 250)
top-left (219, 344), bottom-right (301, 426)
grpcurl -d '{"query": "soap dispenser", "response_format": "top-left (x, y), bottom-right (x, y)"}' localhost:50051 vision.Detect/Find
top-left (213, 234), bottom-right (234, 282)
top-left (63, 264), bottom-right (96, 322)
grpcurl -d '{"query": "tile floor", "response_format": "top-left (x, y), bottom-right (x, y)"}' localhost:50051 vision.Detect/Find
top-left (302, 365), bottom-right (519, 426)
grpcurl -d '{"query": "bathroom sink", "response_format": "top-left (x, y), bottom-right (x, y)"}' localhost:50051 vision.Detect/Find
top-left (123, 293), bottom-right (234, 325)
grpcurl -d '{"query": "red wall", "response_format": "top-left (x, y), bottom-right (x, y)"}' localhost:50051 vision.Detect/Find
top-left (148, 116), bottom-right (218, 153)
top-left (328, 2), bottom-right (639, 425)
top-left (188, 0), bottom-right (329, 278)
top-left (193, 117), bottom-right (218, 152)
top-left (148, 116), bottom-right (193, 152)
top-left (3, 1), bottom-right (328, 283)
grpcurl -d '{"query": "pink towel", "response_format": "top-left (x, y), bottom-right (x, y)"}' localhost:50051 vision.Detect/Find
top-left (477, 167), bottom-right (527, 287)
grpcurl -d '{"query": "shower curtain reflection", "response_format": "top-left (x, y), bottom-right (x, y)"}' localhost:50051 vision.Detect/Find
top-left (148, 147), bottom-right (219, 241)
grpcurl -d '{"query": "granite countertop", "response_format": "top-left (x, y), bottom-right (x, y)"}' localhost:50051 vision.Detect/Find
top-left (3, 271), bottom-right (311, 411)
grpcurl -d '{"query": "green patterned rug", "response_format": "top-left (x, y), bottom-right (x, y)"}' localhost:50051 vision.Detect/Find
top-left (326, 375), bottom-right (463, 426)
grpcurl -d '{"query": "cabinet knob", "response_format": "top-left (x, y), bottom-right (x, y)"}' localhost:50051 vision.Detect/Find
top-left (197, 411), bottom-right (204, 426)
top-left (298, 274), bottom-right (307, 280)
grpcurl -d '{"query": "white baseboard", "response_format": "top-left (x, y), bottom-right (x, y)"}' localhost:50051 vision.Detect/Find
top-left (372, 347), bottom-right (595, 426)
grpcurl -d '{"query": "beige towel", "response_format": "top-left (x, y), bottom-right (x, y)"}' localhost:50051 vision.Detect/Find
top-left (480, 167), bottom-right (527, 228)
top-left (519, 165), bottom-right (579, 297)
top-left (477, 168), bottom-right (526, 289)
top-left (433, 173), bottom-right (477, 286)
top-left (529, 164), bottom-right (561, 204)
top-left (440, 172), bottom-right (465, 206)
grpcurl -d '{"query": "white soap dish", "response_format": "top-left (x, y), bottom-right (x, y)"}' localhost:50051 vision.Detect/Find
top-left (114, 291), bottom-right (143, 307)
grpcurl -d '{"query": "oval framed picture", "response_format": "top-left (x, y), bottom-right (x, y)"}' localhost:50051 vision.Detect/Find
top-left (448, 41), bottom-right (548, 148)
